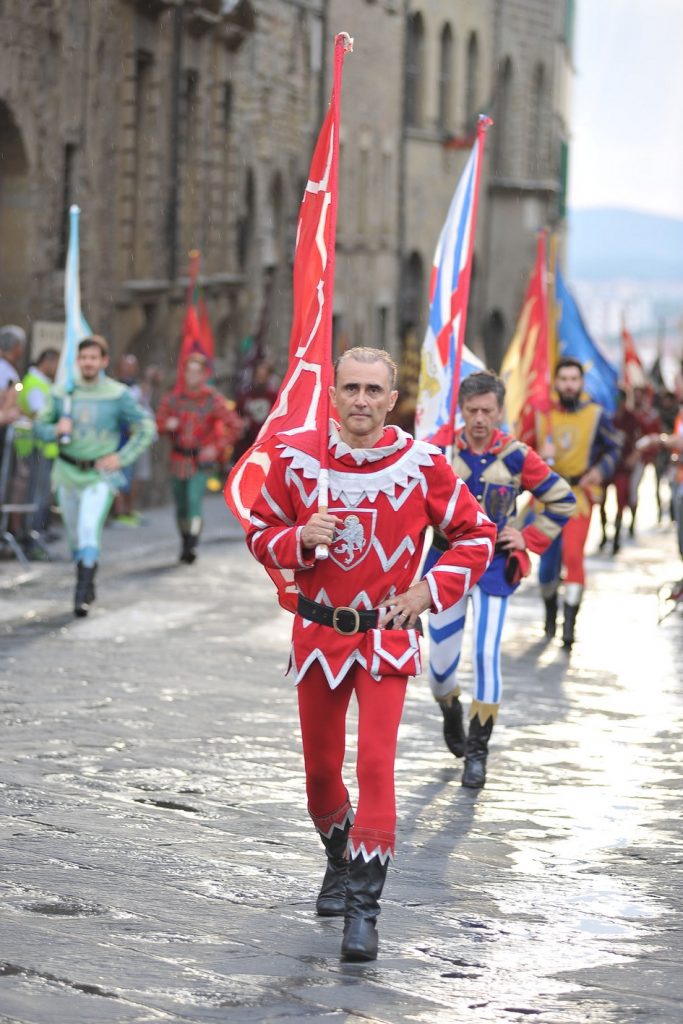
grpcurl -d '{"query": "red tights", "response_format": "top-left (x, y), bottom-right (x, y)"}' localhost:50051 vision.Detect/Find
top-left (297, 661), bottom-right (407, 858)
top-left (563, 512), bottom-right (592, 585)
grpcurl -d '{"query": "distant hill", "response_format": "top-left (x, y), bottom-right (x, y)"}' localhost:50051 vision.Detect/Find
top-left (567, 207), bottom-right (683, 282)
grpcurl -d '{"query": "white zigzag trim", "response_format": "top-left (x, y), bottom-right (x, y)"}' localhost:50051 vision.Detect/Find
top-left (262, 485), bottom-right (294, 526)
top-left (291, 648), bottom-right (368, 689)
top-left (317, 806), bottom-right (355, 839)
top-left (285, 465), bottom-right (318, 508)
top-left (347, 838), bottom-right (394, 865)
top-left (372, 535), bottom-right (416, 571)
top-left (278, 438), bottom-right (440, 506)
top-left (369, 629), bottom-right (421, 675)
top-left (328, 422), bottom-right (408, 463)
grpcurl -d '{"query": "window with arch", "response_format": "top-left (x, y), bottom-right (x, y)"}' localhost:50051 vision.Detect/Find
top-left (528, 63), bottom-right (546, 178)
top-left (437, 23), bottom-right (454, 133)
top-left (494, 56), bottom-right (513, 177)
top-left (405, 12), bottom-right (425, 129)
top-left (465, 31), bottom-right (479, 130)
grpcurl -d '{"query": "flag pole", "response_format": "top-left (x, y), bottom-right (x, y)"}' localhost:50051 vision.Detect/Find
top-left (538, 228), bottom-right (554, 461)
top-left (444, 114), bottom-right (492, 461)
top-left (315, 31), bottom-right (353, 561)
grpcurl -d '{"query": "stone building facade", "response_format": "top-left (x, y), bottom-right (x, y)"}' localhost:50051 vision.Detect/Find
top-left (399, 0), bottom-right (574, 370)
top-left (0, 0), bottom-right (573, 397)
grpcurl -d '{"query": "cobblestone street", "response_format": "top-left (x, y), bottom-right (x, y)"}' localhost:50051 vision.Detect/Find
top-left (1, 489), bottom-right (682, 1024)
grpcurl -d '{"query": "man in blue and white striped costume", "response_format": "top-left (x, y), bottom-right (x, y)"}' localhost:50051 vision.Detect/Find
top-left (424, 372), bottom-right (575, 788)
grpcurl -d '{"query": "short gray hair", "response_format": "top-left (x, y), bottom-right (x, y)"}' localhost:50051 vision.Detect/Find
top-left (0, 325), bottom-right (26, 354)
top-left (334, 346), bottom-right (397, 387)
top-left (458, 370), bottom-right (505, 408)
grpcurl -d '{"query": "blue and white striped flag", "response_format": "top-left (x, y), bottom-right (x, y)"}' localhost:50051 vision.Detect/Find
top-left (415, 116), bottom-right (492, 446)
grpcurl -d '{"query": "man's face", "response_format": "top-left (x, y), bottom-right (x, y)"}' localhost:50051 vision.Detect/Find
top-left (77, 345), bottom-right (107, 381)
top-left (184, 360), bottom-right (205, 391)
top-left (460, 391), bottom-right (502, 447)
top-left (555, 366), bottom-right (584, 403)
top-left (42, 356), bottom-right (58, 382)
top-left (330, 358), bottom-right (397, 448)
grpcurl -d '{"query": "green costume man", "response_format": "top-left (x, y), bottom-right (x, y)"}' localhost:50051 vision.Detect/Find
top-left (35, 336), bottom-right (156, 616)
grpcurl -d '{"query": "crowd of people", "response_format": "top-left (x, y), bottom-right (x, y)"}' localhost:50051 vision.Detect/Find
top-left (0, 324), bottom-right (279, 611)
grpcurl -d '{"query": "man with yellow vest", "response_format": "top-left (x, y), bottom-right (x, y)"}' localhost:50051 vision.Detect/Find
top-left (520, 358), bottom-right (621, 649)
top-left (13, 349), bottom-right (60, 550)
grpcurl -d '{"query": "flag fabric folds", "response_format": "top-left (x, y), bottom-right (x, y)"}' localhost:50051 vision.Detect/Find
top-left (415, 115), bottom-right (492, 446)
top-left (555, 266), bottom-right (618, 412)
top-left (175, 250), bottom-right (215, 390)
top-left (620, 323), bottom-right (648, 390)
top-left (225, 33), bottom-right (352, 611)
top-left (56, 205), bottom-right (92, 393)
top-left (500, 231), bottom-right (550, 432)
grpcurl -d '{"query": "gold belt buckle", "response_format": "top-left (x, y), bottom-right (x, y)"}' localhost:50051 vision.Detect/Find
top-left (332, 606), bottom-right (361, 636)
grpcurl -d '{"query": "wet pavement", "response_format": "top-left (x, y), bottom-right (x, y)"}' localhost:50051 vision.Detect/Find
top-left (1, 481), bottom-right (682, 1024)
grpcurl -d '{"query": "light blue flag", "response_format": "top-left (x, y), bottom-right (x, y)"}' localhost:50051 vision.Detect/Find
top-left (556, 265), bottom-right (618, 412)
top-left (56, 205), bottom-right (93, 393)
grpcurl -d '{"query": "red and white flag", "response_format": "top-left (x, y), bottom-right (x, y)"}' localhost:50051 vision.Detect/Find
top-left (621, 321), bottom-right (647, 389)
top-left (225, 33), bottom-right (352, 610)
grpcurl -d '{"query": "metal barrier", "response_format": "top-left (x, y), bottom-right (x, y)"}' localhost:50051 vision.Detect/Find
top-left (0, 420), bottom-right (51, 566)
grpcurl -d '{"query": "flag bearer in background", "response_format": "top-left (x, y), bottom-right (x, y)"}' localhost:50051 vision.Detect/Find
top-left (425, 371), bottom-right (574, 789)
top-left (520, 357), bottom-right (621, 650)
top-left (246, 348), bottom-right (496, 962)
top-left (629, 384), bottom-right (662, 534)
top-left (157, 354), bottom-right (242, 564)
top-left (34, 336), bottom-right (156, 616)
top-left (598, 389), bottom-right (641, 554)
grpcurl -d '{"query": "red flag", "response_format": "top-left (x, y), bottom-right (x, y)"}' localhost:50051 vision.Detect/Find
top-left (621, 322), bottom-right (647, 389)
top-left (175, 250), bottom-right (215, 391)
top-left (225, 33), bottom-right (352, 611)
top-left (501, 231), bottom-right (550, 429)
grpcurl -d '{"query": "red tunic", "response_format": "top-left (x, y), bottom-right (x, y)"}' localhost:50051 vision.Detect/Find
top-left (247, 423), bottom-right (496, 689)
top-left (157, 386), bottom-right (242, 480)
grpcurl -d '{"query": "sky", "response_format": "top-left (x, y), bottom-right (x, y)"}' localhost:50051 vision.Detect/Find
top-left (568, 0), bottom-right (683, 219)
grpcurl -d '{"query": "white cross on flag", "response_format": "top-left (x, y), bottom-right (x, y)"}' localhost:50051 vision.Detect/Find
top-left (225, 34), bottom-right (352, 610)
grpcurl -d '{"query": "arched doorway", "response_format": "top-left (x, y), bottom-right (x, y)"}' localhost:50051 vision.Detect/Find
top-left (0, 101), bottom-right (32, 326)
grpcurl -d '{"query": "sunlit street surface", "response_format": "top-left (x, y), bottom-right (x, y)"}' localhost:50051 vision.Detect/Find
top-left (1, 482), bottom-right (681, 1024)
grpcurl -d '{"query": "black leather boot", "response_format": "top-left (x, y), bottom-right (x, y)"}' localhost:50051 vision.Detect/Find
top-left (543, 594), bottom-right (558, 637)
top-left (562, 602), bottom-right (579, 649)
top-left (438, 695), bottom-right (466, 758)
top-left (461, 714), bottom-right (494, 789)
top-left (341, 853), bottom-right (389, 962)
top-left (316, 821), bottom-right (351, 917)
top-left (86, 563), bottom-right (97, 605)
top-left (74, 563), bottom-right (97, 618)
top-left (180, 533), bottom-right (197, 564)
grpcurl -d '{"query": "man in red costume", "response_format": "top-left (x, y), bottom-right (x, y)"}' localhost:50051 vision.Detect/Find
top-left (247, 347), bottom-right (495, 962)
top-left (157, 355), bottom-right (242, 563)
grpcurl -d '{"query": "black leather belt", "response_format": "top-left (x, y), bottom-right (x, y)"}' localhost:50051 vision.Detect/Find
top-left (297, 595), bottom-right (423, 636)
top-left (58, 452), bottom-right (98, 471)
